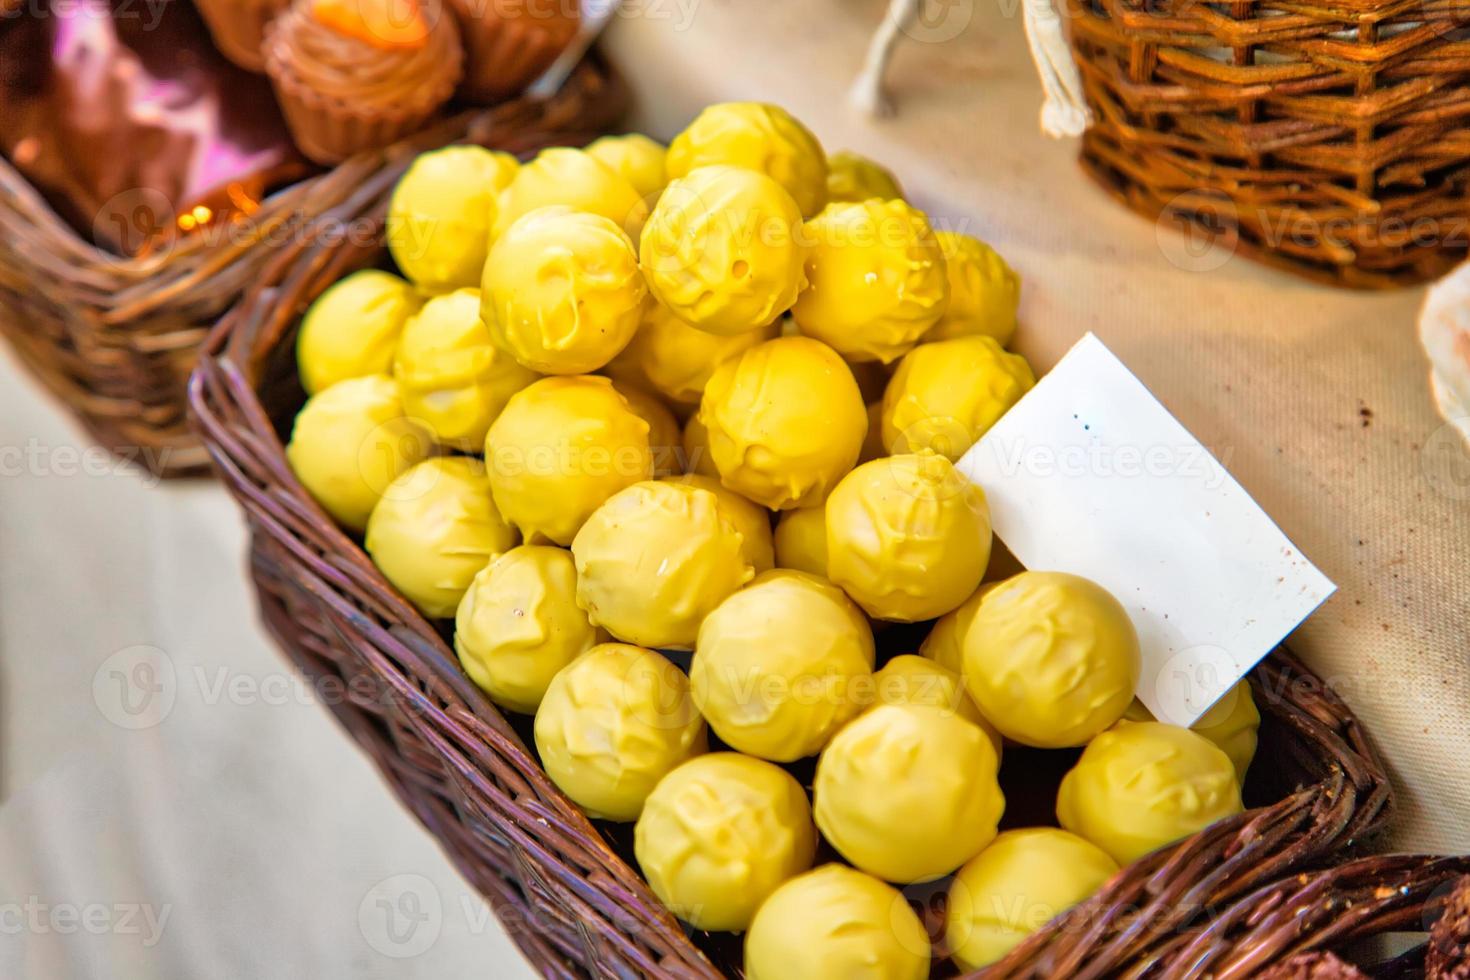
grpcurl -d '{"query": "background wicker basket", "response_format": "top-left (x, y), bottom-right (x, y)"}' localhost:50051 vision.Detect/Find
top-left (0, 59), bottom-right (623, 480)
top-left (1067, 0), bottom-right (1470, 289)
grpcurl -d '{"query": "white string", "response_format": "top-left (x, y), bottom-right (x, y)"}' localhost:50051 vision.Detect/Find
top-left (1022, 0), bottom-right (1092, 137)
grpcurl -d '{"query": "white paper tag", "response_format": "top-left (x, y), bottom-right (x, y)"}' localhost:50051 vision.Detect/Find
top-left (955, 333), bottom-right (1335, 726)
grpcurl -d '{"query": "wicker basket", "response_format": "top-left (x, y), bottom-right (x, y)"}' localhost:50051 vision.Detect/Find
top-left (188, 177), bottom-right (1394, 974)
top-left (1068, 0), bottom-right (1470, 289)
top-left (0, 59), bottom-right (623, 480)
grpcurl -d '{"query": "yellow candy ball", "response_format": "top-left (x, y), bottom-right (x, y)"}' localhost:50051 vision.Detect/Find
top-left (963, 571), bottom-right (1140, 748)
top-left (667, 102), bottom-right (828, 217)
top-left (871, 655), bottom-right (1000, 755)
top-left (1057, 721), bottom-right (1245, 865)
top-left (815, 703), bottom-right (1004, 883)
top-left (533, 643), bottom-right (706, 821)
top-left (665, 473), bottom-right (775, 572)
top-left (365, 457), bottom-right (519, 619)
top-left (572, 480), bottom-right (754, 649)
top-left (393, 288), bottom-right (538, 451)
top-left (825, 453), bottom-right (992, 622)
top-left (585, 133), bottom-right (667, 202)
top-left (641, 165), bottom-right (809, 336)
top-left (1120, 681), bottom-right (1260, 783)
top-left (700, 336), bottom-right (867, 509)
top-left (454, 545), bottom-right (602, 715)
top-left (286, 375), bottom-right (434, 531)
top-left (926, 231), bottom-right (1021, 346)
top-left (482, 206), bottom-right (646, 375)
top-left (946, 829), bottom-right (1118, 969)
top-left (387, 145), bottom-right (518, 293)
top-left (691, 570), bottom-right (874, 761)
top-left (611, 382), bottom-right (682, 478)
top-left (919, 582), bottom-right (999, 674)
top-left (882, 335), bottom-right (1035, 460)
top-left (296, 271), bottom-right (421, 395)
top-left (635, 753), bottom-right (816, 931)
top-left (622, 302), bottom-right (779, 406)
top-left (791, 199), bottom-right (948, 364)
top-left (484, 375), bottom-right (653, 545)
top-left (681, 413), bottom-right (720, 477)
top-left (825, 150), bottom-right (904, 204)
top-left (746, 864), bottom-right (929, 980)
top-left (493, 147), bottom-right (648, 241)
top-left (773, 505), bottom-right (828, 577)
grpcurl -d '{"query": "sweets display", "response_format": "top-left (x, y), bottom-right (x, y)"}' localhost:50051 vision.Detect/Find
top-left (825, 150), bottom-right (904, 204)
top-left (388, 146), bottom-right (519, 294)
top-left (446, 0), bottom-right (579, 103)
top-left (296, 270), bottom-right (422, 395)
top-left (666, 102), bottom-right (829, 218)
top-left (1122, 680), bottom-right (1261, 783)
top-left (928, 232), bottom-right (1022, 345)
top-left (882, 334), bottom-right (1036, 459)
top-left (493, 148), bottom-right (649, 241)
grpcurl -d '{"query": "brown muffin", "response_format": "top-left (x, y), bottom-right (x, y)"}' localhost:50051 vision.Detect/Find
top-left (445, 0), bottom-right (577, 103)
top-left (194, 0), bottom-right (292, 71)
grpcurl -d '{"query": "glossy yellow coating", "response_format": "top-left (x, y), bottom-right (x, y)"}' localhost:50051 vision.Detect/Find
top-left (699, 336), bottom-right (867, 509)
top-left (635, 753), bottom-right (816, 931)
top-left (963, 571), bottom-right (1141, 749)
top-left (919, 582), bottom-right (998, 675)
top-left (393, 288), bottom-right (538, 451)
top-left (926, 231), bottom-right (1021, 346)
top-left (533, 643), bottom-right (706, 821)
top-left (665, 473), bottom-right (774, 572)
top-left (482, 206), bottom-right (646, 375)
top-left (791, 199), bottom-right (948, 364)
top-left (882, 335), bottom-right (1035, 460)
top-left (286, 374), bottom-right (435, 531)
top-left (571, 480), bottom-right (755, 649)
top-left (640, 165), bottom-right (809, 336)
top-left (745, 864), bottom-right (929, 980)
top-left (815, 703), bottom-right (1004, 883)
top-left (1057, 722), bottom-right (1245, 865)
top-left (296, 270), bottom-right (422, 395)
top-left (454, 545), bottom-right (602, 715)
top-left (667, 102), bottom-right (828, 217)
top-left (611, 382), bottom-right (683, 478)
top-left (773, 505), bottom-right (827, 577)
top-left (484, 375), bottom-right (653, 545)
top-left (622, 302), bottom-right (779, 406)
top-left (825, 453), bottom-right (991, 622)
top-left (946, 829), bottom-right (1118, 969)
top-left (585, 133), bottom-right (667, 201)
top-left (691, 570), bottom-right (874, 761)
top-left (680, 414), bottom-right (720, 478)
top-left (364, 457), bottom-right (519, 619)
top-left (825, 150), bottom-right (904, 204)
top-left (387, 146), bottom-right (518, 293)
top-left (493, 146), bottom-right (648, 241)
top-left (1120, 681), bottom-right (1260, 783)
top-left (870, 655), bottom-right (1000, 755)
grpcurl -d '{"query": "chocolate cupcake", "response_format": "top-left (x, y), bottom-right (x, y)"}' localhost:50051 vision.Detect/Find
top-left (446, 0), bottom-right (577, 103)
top-left (263, 0), bottom-right (462, 164)
top-left (195, 0), bottom-right (292, 72)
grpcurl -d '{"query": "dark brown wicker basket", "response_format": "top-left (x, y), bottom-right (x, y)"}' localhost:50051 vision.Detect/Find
top-left (1068, 0), bottom-right (1470, 289)
top-left (187, 164), bottom-right (1394, 974)
top-left (0, 58), bottom-right (623, 480)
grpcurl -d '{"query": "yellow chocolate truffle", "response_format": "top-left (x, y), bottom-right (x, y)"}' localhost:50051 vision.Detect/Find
top-left (700, 336), bottom-right (867, 509)
top-left (454, 545), bottom-right (602, 714)
top-left (533, 643), bottom-right (706, 821)
top-left (773, 505), bottom-right (828, 577)
top-left (680, 414), bottom-right (720, 477)
top-left (667, 102), bottom-right (828, 218)
top-left (493, 147), bottom-right (648, 241)
top-left (484, 375), bottom-right (653, 545)
top-left (1120, 680), bottom-right (1260, 783)
top-left (641, 165), bottom-right (809, 336)
top-left (882, 335), bottom-right (1035, 460)
top-left (815, 703), bottom-right (1004, 883)
top-left (926, 231), bottom-right (1021, 346)
top-left (1057, 721), bottom-right (1245, 865)
top-left (296, 270), bottom-right (422, 395)
top-left (963, 571), bottom-right (1140, 748)
top-left (946, 829), bottom-right (1118, 969)
top-left (919, 582), bottom-right (998, 675)
top-left (791, 199), bottom-right (948, 364)
top-left (825, 453), bottom-right (992, 622)
top-left (691, 570), bottom-right (874, 762)
top-left (871, 655), bottom-right (1000, 754)
top-left (635, 753), bottom-right (816, 931)
top-left (585, 133), bottom-right (667, 202)
top-left (482, 206), bottom-right (646, 375)
top-left (622, 302), bottom-right (779, 406)
top-left (572, 480), bottom-right (755, 649)
top-left (286, 375), bottom-right (435, 531)
top-left (365, 457), bottom-right (519, 619)
top-left (825, 150), bottom-right (904, 204)
top-left (387, 145), bottom-right (518, 293)
top-left (665, 473), bottom-right (775, 573)
top-left (746, 864), bottom-right (929, 980)
top-left (393, 288), bottom-right (538, 451)
top-left (612, 382), bottom-right (682, 478)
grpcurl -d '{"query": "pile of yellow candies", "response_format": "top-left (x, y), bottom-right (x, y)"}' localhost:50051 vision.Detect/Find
top-left (283, 102), bottom-right (1258, 978)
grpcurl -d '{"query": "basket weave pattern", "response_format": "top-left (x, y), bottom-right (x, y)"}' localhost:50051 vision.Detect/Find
top-left (1068, 0), bottom-right (1470, 288)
